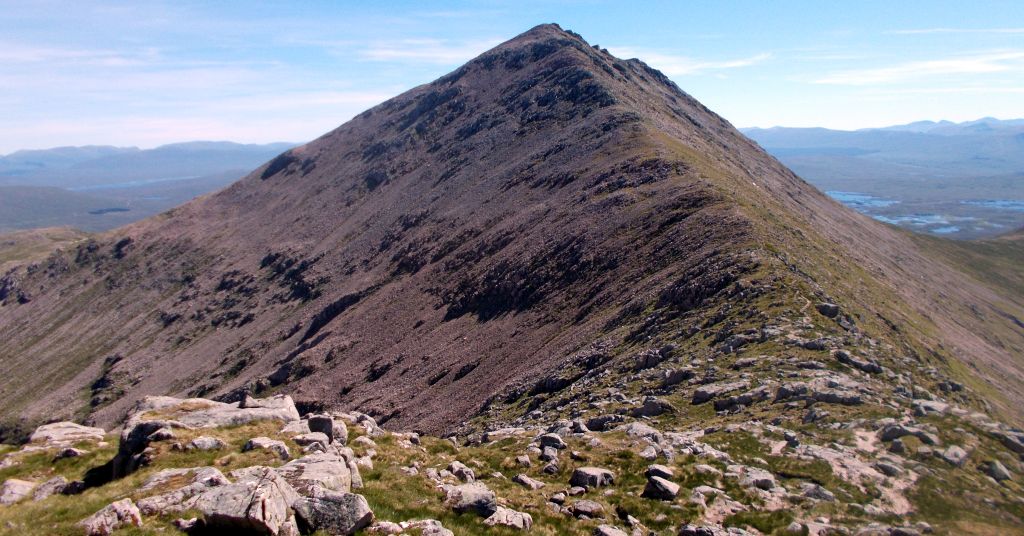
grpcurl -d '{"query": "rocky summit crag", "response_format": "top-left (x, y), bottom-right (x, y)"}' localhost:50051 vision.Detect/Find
top-left (1, 24), bottom-right (1024, 535)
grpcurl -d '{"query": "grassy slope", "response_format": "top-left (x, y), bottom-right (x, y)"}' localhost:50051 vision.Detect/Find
top-left (0, 227), bottom-right (90, 272)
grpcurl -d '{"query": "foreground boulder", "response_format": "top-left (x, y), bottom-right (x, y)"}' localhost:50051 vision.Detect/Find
top-left (0, 478), bottom-right (35, 505)
top-left (28, 422), bottom-right (106, 447)
top-left (444, 482), bottom-right (498, 517)
top-left (115, 395), bottom-right (300, 476)
top-left (485, 506), bottom-right (534, 530)
top-left (194, 467), bottom-right (298, 534)
top-left (80, 498), bottom-right (142, 536)
top-left (293, 490), bottom-right (373, 535)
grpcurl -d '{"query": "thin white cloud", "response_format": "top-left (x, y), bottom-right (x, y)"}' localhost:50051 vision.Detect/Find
top-left (890, 28), bottom-right (1024, 35)
top-left (815, 50), bottom-right (1024, 85)
top-left (607, 47), bottom-right (770, 76)
top-left (0, 42), bottom-right (159, 66)
top-left (358, 38), bottom-right (502, 64)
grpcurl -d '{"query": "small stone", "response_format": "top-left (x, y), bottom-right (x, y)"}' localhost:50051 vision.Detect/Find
top-left (645, 464), bottom-right (674, 479)
top-left (984, 460), bottom-right (1012, 481)
top-left (447, 461), bottom-right (475, 482)
top-left (816, 302), bottom-right (840, 318)
top-left (187, 436), bottom-right (226, 451)
top-left (515, 455), bottom-right (531, 467)
top-left (512, 474), bottom-right (545, 490)
top-left (942, 445), bottom-right (969, 466)
top-left (875, 462), bottom-right (902, 477)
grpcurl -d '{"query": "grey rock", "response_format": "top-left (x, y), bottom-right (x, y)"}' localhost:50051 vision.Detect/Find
top-left (292, 432), bottom-right (330, 447)
top-left (444, 482), bottom-right (497, 517)
top-left (645, 464), bottom-right (675, 480)
top-left (276, 453), bottom-right (353, 496)
top-left (484, 506), bottom-right (533, 530)
top-left (984, 459), bottom-right (1012, 481)
top-left (661, 367), bottom-right (696, 388)
top-left (570, 467), bottom-right (615, 488)
top-left (187, 436), bottom-right (226, 451)
top-left (513, 473), bottom-right (545, 490)
top-left (692, 381), bottom-right (748, 405)
top-left (595, 525), bottom-right (629, 536)
top-left (642, 476), bottom-right (680, 500)
top-left (539, 433), bottom-right (567, 449)
top-left (816, 302), bottom-right (840, 318)
top-left (833, 349), bottom-right (882, 374)
top-left (0, 479), bottom-right (34, 505)
top-left (713, 385), bottom-right (771, 411)
top-left (447, 461), bottom-right (475, 482)
top-left (32, 476), bottom-right (69, 501)
top-left (570, 499), bottom-right (605, 518)
top-left (801, 482), bottom-right (835, 502)
top-left (29, 421), bottom-right (106, 446)
top-left (630, 396), bottom-right (676, 417)
top-left (244, 437), bottom-right (291, 460)
top-left (586, 414), bottom-right (626, 432)
top-left (195, 467), bottom-right (298, 535)
top-left (80, 498), bottom-right (142, 536)
top-left (875, 462), bottom-right (902, 477)
top-left (293, 490), bottom-right (373, 535)
top-left (942, 445), bottom-right (969, 466)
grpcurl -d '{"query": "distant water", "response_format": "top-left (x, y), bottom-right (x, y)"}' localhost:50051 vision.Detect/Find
top-left (826, 191), bottom-right (900, 209)
top-left (963, 200), bottom-right (1024, 212)
top-left (872, 214), bottom-right (951, 226)
top-left (932, 226), bottom-right (960, 234)
top-left (68, 175), bottom-right (201, 191)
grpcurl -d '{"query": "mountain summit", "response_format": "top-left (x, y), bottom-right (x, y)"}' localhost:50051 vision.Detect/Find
top-left (1, 23), bottom-right (1024, 533)
top-left (0, 21), bottom-right (1021, 439)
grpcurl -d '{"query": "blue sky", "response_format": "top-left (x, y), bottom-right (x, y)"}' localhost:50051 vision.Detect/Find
top-left (1, 0), bottom-right (1022, 152)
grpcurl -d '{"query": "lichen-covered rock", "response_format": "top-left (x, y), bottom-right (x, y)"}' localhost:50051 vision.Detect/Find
top-left (293, 490), bottom-right (373, 535)
top-left (570, 499), bottom-right (605, 518)
top-left (692, 381), bottom-right (749, 404)
top-left (79, 498), bottom-right (142, 536)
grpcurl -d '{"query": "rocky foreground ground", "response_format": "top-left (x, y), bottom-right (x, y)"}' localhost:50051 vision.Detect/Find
top-left (1, 371), bottom-right (1022, 536)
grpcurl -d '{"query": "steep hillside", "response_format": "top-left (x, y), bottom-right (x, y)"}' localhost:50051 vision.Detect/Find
top-left (1, 23), bottom-right (1023, 534)
top-left (0, 23), bottom-right (1020, 432)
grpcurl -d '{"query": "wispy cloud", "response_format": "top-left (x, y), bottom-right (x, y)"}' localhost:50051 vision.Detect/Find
top-left (890, 28), bottom-right (1024, 35)
top-left (814, 50), bottom-right (1024, 85)
top-left (608, 47), bottom-right (770, 76)
top-left (357, 38), bottom-right (502, 64)
top-left (0, 42), bottom-right (159, 66)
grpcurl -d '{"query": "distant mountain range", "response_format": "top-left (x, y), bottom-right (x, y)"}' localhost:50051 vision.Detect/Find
top-left (0, 141), bottom-right (295, 232)
top-left (743, 118), bottom-right (1024, 239)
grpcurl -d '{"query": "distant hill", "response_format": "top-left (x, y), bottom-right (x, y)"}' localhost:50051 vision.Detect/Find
top-left (0, 141), bottom-right (295, 188)
top-left (743, 119), bottom-right (1024, 238)
top-left (0, 142), bottom-right (295, 232)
